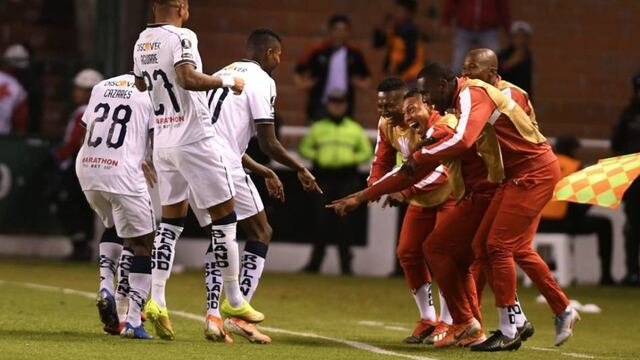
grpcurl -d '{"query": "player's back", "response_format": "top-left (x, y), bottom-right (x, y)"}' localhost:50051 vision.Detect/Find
top-left (133, 24), bottom-right (214, 149)
top-left (208, 60), bottom-right (276, 167)
top-left (76, 74), bottom-right (153, 196)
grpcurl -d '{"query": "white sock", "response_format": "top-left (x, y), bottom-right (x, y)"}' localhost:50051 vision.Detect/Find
top-left (498, 306), bottom-right (518, 338)
top-left (115, 247), bottom-right (133, 322)
top-left (438, 288), bottom-right (453, 325)
top-left (211, 213), bottom-right (243, 308)
top-left (240, 240), bottom-right (268, 302)
top-left (151, 220), bottom-right (184, 308)
top-left (127, 256), bottom-right (151, 327)
top-left (513, 294), bottom-right (527, 327)
top-left (413, 282), bottom-right (436, 321)
top-left (205, 243), bottom-right (223, 317)
top-left (98, 242), bottom-right (122, 294)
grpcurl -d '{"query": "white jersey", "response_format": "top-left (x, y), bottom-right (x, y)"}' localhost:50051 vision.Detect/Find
top-left (76, 74), bottom-right (153, 196)
top-left (208, 60), bottom-right (276, 168)
top-left (0, 70), bottom-right (27, 134)
top-left (133, 24), bottom-right (214, 148)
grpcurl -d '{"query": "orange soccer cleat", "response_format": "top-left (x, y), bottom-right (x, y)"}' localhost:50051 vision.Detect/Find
top-left (224, 317), bottom-right (272, 344)
top-left (433, 318), bottom-right (482, 348)
top-left (403, 319), bottom-right (439, 344)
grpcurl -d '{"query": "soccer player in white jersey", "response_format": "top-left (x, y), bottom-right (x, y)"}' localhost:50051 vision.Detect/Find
top-left (148, 28), bottom-right (322, 343)
top-left (76, 73), bottom-right (156, 339)
top-left (199, 29), bottom-right (322, 343)
top-left (132, 0), bottom-right (263, 341)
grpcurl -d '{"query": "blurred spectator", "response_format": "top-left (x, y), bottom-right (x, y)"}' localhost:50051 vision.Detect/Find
top-left (498, 21), bottom-right (533, 96)
top-left (538, 135), bottom-right (614, 285)
top-left (299, 90), bottom-right (373, 274)
top-left (294, 14), bottom-right (371, 122)
top-left (443, 0), bottom-right (510, 74)
top-left (373, 0), bottom-right (425, 83)
top-left (611, 72), bottom-right (640, 286)
top-left (0, 45), bottom-right (29, 135)
top-left (3, 43), bottom-right (44, 132)
top-left (53, 68), bottom-right (103, 261)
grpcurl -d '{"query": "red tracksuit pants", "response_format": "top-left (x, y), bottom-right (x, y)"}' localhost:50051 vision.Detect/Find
top-left (423, 193), bottom-right (493, 325)
top-left (472, 160), bottom-right (570, 315)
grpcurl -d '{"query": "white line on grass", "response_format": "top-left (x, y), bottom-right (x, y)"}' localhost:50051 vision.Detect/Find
top-left (2, 281), bottom-right (436, 360)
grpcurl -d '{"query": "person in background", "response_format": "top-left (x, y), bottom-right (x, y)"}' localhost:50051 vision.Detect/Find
top-left (538, 135), bottom-right (615, 285)
top-left (53, 68), bottom-right (103, 261)
top-left (0, 45), bottom-right (29, 135)
top-left (3, 43), bottom-right (44, 132)
top-left (373, 0), bottom-right (425, 84)
top-left (294, 14), bottom-right (371, 122)
top-left (611, 72), bottom-right (640, 286)
top-left (443, 0), bottom-right (510, 74)
top-left (498, 21), bottom-right (533, 96)
top-left (299, 90), bottom-right (373, 274)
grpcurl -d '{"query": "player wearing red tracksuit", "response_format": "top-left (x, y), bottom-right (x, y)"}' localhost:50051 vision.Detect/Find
top-left (328, 62), bottom-right (579, 352)
top-left (371, 78), bottom-right (455, 344)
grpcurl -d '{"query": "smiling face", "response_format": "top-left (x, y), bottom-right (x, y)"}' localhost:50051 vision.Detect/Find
top-left (377, 89), bottom-right (406, 127)
top-left (402, 94), bottom-right (430, 131)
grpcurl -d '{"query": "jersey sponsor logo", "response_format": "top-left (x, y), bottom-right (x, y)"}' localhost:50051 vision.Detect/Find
top-left (136, 42), bottom-right (161, 52)
top-left (155, 115), bottom-right (186, 126)
top-left (221, 64), bottom-right (247, 73)
top-left (103, 80), bottom-right (135, 88)
top-left (181, 38), bottom-right (192, 49)
top-left (81, 156), bottom-right (119, 168)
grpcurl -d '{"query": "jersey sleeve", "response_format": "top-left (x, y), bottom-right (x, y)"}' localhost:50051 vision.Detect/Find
top-left (417, 87), bottom-right (494, 162)
top-left (133, 43), bottom-right (143, 78)
top-left (249, 77), bottom-right (276, 124)
top-left (368, 120), bottom-right (397, 186)
top-left (172, 29), bottom-right (198, 68)
top-left (80, 88), bottom-right (99, 127)
top-left (508, 87), bottom-right (531, 115)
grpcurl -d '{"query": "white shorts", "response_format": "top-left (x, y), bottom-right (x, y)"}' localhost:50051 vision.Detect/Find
top-left (84, 190), bottom-right (155, 238)
top-left (191, 166), bottom-right (264, 226)
top-left (154, 138), bottom-right (235, 209)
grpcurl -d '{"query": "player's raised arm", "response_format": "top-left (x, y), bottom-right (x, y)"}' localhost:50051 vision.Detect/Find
top-left (174, 64), bottom-right (244, 93)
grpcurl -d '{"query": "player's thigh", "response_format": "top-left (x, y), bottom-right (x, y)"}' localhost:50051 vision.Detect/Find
top-left (233, 170), bottom-right (264, 221)
top-left (426, 202), bottom-right (476, 256)
top-left (398, 204), bottom-right (437, 257)
top-left (189, 190), bottom-right (212, 229)
top-left (107, 192), bottom-right (156, 239)
top-left (83, 190), bottom-right (115, 229)
top-left (155, 147), bottom-right (190, 208)
top-left (176, 138), bottom-right (235, 210)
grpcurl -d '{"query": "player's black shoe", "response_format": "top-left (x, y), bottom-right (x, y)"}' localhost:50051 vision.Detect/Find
top-left (517, 321), bottom-right (535, 342)
top-left (470, 330), bottom-right (521, 352)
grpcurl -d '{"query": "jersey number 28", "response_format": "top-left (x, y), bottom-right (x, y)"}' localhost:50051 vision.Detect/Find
top-left (86, 103), bottom-right (131, 149)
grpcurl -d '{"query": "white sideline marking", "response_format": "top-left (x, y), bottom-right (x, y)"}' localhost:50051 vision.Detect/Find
top-left (358, 320), bottom-right (410, 332)
top-left (2, 281), bottom-right (436, 360)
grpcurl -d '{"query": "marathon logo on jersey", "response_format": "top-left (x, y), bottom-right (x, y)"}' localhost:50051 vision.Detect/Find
top-left (152, 226), bottom-right (176, 271)
top-left (156, 115), bottom-right (186, 127)
top-left (136, 41), bottom-right (161, 52)
top-left (205, 260), bottom-right (223, 310)
top-left (239, 253), bottom-right (258, 297)
top-left (81, 156), bottom-right (119, 168)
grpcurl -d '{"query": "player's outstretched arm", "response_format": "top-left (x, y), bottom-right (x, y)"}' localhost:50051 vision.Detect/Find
top-left (256, 123), bottom-right (322, 194)
top-left (174, 64), bottom-right (244, 93)
top-left (241, 154), bottom-right (285, 202)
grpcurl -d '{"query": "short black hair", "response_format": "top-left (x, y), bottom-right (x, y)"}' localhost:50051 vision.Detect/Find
top-left (418, 63), bottom-right (456, 82)
top-left (246, 28), bottom-right (281, 52)
top-left (377, 77), bottom-right (407, 92)
top-left (403, 89), bottom-right (422, 100)
top-left (396, 0), bottom-right (417, 13)
top-left (328, 14), bottom-right (350, 28)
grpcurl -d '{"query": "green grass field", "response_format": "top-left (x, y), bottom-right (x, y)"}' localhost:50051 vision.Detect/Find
top-left (0, 259), bottom-right (639, 359)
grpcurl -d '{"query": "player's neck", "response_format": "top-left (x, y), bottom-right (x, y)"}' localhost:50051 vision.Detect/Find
top-left (153, 15), bottom-right (182, 27)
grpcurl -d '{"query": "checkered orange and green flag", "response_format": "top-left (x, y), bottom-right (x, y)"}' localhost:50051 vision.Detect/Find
top-left (553, 153), bottom-right (640, 208)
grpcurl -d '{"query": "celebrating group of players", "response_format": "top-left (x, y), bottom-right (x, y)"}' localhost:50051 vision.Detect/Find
top-left (328, 46), bottom-right (580, 353)
top-left (78, 0), bottom-right (320, 344)
top-left (74, 0), bottom-right (580, 353)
